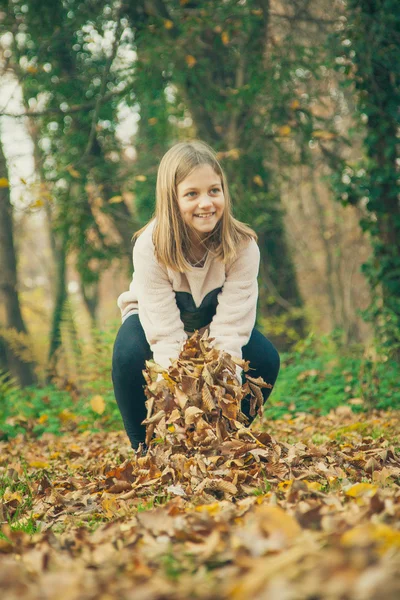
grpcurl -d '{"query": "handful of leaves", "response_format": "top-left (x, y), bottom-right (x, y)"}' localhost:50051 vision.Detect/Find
top-left (115, 331), bottom-right (276, 502)
top-left (114, 332), bottom-right (278, 502)
top-left (142, 330), bottom-right (272, 453)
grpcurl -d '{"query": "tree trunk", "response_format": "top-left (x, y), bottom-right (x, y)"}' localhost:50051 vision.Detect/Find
top-left (0, 138), bottom-right (36, 386)
top-left (309, 167), bottom-right (339, 329)
top-left (47, 222), bottom-right (68, 377)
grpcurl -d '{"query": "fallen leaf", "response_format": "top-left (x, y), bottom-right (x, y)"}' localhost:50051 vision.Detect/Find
top-left (90, 395), bottom-right (105, 415)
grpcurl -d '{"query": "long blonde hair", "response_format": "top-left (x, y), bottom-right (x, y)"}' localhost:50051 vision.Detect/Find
top-left (134, 140), bottom-right (257, 272)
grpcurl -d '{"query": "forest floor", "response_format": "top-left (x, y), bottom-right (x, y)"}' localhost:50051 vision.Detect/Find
top-left (1, 407), bottom-right (399, 600)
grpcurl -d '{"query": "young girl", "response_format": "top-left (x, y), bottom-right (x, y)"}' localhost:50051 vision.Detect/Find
top-left (112, 140), bottom-right (280, 452)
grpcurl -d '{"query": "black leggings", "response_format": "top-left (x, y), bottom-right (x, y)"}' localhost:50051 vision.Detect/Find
top-left (112, 314), bottom-right (280, 449)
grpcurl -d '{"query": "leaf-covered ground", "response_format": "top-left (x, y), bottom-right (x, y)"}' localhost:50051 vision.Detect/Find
top-left (1, 334), bottom-right (400, 599)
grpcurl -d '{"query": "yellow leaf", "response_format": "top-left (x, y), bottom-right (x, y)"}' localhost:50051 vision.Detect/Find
top-left (30, 199), bottom-right (44, 209)
top-left (58, 409), bottom-right (77, 423)
top-left (304, 480), bottom-right (323, 492)
top-left (27, 65), bottom-right (38, 73)
top-left (312, 130), bottom-right (336, 140)
top-left (162, 372), bottom-right (176, 386)
top-left (148, 117), bottom-right (158, 125)
top-left (345, 483), bottom-right (378, 498)
top-left (277, 479), bottom-right (293, 492)
top-left (253, 175), bottom-right (264, 187)
top-left (135, 175), bottom-right (147, 182)
top-left (101, 496), bottom-right (118, 519)
top-left (67, 165), bottom-right (80, 178)
top-left (185, 55), bottom-right (197, 68)
top-left (234, 517), bottom-right (243, 525)
top-left (0, 178), bottom-right (9, 188)
top-left (164, 19), bottom-right (174, 29)
top-left (256, 504), bottom-right (302, 539)
top-left (278, 125), bottom-right (291, 136)
top-left (341, 523), bottom-right (400, 553)
top-left (3, 490), bottom-right (23, 503)
top-left (90, 395), bottom-right (105, 415)
top-left (221, 31), bottom-right (229, 45)
top-left (67, 462), bottom-right (82, 470)
top-left (290, 100), bottom-right (300, 109)
top-left (68, 443), bottom-right (82, 454)
top-left (108, 195), bottom-right (123, 204)
top-left (226, 148), bottom-right (240, 160)
top-left (194, 503), bottom-right (221, 515)
top-left (29, 460), bottom-right (49, 469)
top-left (38, 414), bottom-right (48, 424)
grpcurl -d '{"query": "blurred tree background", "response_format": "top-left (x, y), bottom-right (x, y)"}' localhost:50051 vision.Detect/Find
top-left (0, 0), bottom-right (399, 392)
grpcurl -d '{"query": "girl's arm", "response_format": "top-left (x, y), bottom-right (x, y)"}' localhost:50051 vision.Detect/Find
top-left (209, 238), bottom-right (260, 368)
top-left (133, 235), bottom-right (187, 370)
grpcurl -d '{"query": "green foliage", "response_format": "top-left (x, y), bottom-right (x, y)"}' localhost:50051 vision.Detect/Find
top-left (0, 465), bottom-right (39, 538)
top-left (1, 327), bottom-right (398, 442)
top-left (0, 370), bottom-right (19, 404)
top-left (265, 331), bottom-right (400, 421)
top-left (328, 0), bottom-right (400, 358)
top-left (4, 0), bottom-right (347, 353)
top-left (5, 0), bottom-right (133, 297)
top-left (0, 328), bottom-right (37, 367)
top-left (0, 383), bottom-right (122, 442)
top-left (0, 323), bottom-right (123, 441)
top-left (258, 307), bottom-right (308, 349)
top-left (56, 318), bottom-right (117, 395)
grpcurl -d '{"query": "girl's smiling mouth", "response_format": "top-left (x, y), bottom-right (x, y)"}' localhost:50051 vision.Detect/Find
top-left (194, 212), bottom-right (216, 218)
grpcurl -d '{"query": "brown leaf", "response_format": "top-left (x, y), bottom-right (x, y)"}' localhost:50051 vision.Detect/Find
top-left (201, 383), bottom-right (217, 412)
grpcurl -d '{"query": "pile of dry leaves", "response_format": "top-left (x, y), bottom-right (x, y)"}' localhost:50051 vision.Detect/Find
top-left (134, 331), bottom-right (275, 501)
top-left (1, 333), bottom-right (399, 599)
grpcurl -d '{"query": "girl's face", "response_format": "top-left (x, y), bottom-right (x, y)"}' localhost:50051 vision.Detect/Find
top-left (176, 164), bottom-right (225, 242)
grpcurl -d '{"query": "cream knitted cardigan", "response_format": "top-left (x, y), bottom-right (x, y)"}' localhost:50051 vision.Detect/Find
top-left (117, 220), bottom-right (260, 371)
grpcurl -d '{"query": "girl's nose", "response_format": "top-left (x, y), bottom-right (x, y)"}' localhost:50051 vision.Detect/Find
top-left (198, 195), bottom-right (213, 207)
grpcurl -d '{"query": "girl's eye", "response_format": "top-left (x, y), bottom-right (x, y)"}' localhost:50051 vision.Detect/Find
top-left (185, 188), bottom-right (220, 197)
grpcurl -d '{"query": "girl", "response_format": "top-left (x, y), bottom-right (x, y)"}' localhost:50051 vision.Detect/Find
top-left (112, 140), bottom-right (280, 452)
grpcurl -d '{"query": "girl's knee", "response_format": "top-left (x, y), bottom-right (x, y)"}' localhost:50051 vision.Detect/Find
top-left (243, 330), bottom-right (280, 382)
top-left (112, 317), bottom-right (151, 373)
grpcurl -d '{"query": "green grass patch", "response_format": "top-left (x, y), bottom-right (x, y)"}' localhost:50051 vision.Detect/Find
top-left (0, 385), bottom-right (123, 441)
top-left (264, 333), bottom-right (400, 420)
top-left (0, 331), bottom-right (398, 440)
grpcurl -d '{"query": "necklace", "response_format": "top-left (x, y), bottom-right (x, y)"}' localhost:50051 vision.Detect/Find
top-left (188, 248), bottom-right (208, 267)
